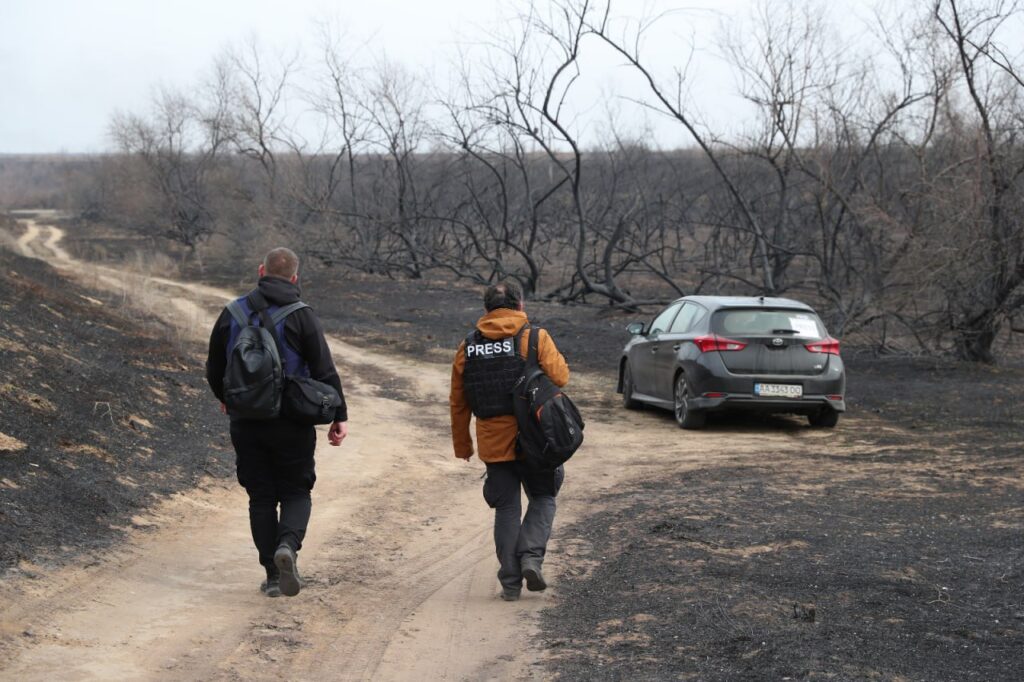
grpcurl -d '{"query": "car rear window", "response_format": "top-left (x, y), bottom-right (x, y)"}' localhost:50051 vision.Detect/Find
top-left (712, 308), bottom-right (826, 339)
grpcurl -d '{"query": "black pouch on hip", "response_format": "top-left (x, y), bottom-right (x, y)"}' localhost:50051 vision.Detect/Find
top-left (282, 377), bottom-right (342, 425)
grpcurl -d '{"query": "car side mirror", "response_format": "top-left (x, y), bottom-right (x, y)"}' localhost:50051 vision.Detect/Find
top-left (626, 322), bottom-right (646, 336)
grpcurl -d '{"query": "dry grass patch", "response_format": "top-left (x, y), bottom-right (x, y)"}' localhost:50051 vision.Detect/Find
top-left (0, 432), bottom-right (27, 452)
top-left (59, 442), bottom-right (115, 463)
top-left (0, 384), bottom-right (57, 414)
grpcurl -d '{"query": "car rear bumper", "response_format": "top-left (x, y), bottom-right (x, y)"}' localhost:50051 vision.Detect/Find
top-left (687, 352), bottom-right (846, 414)
top-left (689, 394), bottom-right (846, 413)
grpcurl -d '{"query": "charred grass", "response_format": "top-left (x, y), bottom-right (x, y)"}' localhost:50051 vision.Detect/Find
top-left (0, 237), bottom-right (230, 573)
top-left (539, 361), bottom-right (1024, 681)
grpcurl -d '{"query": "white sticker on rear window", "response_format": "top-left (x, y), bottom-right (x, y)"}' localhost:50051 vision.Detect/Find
top-left (788, 317), bottom-right (819, 337)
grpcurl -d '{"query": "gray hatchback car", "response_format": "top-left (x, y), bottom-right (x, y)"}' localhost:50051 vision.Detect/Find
top-left (617, 296), bottom-right (846, 429)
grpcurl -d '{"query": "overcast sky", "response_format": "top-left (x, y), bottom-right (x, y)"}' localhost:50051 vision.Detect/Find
top-left (1, 0), bottom-right (881, 154)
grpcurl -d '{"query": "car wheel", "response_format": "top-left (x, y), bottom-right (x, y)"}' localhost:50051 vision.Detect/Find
top-left (673, 373), bottom-right (705, 429)
top-left (809, 408), bottom-right (840, 428)
top-left (622, 362), bottom-right (642, 410)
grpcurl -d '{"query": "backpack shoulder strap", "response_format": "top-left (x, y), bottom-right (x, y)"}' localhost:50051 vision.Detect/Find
top-left (254, 307), bottom-right (286, 368)
top-left (271, 302), bottom-right (309, 326)
top-left (261, 302), bottom-right (308, 364)
top-left (226, 300), bottom-right (250, 328)
top-left (527, 326), bottom-right (541, 368)
top-left (520, 326), bottom-right (547, 388)
top-left (514, 323), bottom-right (530, 355)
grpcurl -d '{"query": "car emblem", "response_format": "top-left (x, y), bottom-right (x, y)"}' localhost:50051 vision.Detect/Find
top-left (772, 338), bottom-right (784, 346)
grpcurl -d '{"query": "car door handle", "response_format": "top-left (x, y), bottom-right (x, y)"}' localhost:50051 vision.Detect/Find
top-left (672, 344), bottom-right (681, 351)
top-left (650, 347), bottom-right (658, 353)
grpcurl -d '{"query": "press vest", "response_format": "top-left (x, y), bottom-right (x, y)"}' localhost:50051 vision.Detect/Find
top-left (462, 325), bottom-right (527, 419)
top-left (225, 295), bottom-right (311, 378)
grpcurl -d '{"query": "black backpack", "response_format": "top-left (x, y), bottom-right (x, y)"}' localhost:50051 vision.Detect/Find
top-left (512, 326), bottom-right (584, 470)
top-left (222, 297), bottom-right (306, 419)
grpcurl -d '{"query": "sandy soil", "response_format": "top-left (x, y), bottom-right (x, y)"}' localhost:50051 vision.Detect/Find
top-left (1, 215), bottom-right (875, 680)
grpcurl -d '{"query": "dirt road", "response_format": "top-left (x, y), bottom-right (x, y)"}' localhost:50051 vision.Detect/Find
top-left (1, 216), bottom-right (868, 680)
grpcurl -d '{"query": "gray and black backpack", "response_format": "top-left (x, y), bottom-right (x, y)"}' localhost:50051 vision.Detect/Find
top-left (512, 327), bottom-right (585, 470)
top-left (222, 297), bottom-right (307, 419)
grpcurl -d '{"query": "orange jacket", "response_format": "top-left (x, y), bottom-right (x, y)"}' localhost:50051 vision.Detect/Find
top-left (450, 309), bottom-right (570, 463)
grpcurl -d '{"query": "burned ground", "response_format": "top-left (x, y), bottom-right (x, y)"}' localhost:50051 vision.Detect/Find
top-left (538, 360), bottom-right (1024, 681)
top-left (0, 234), bottom-right (230, 572)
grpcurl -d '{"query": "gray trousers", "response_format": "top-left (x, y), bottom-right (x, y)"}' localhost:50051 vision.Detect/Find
top-left (483, 461), bottom-right (565, 591)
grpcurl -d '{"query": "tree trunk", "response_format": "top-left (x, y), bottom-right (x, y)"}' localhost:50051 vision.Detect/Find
top-left (953, 311), bottom-right (1000, 363)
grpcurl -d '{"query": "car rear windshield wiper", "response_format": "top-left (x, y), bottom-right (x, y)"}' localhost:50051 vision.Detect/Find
top-left (771, 329), bottom-right (800, 334)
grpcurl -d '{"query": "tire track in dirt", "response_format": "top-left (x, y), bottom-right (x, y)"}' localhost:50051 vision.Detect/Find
top-left (0, 215), bottom-right (887, 681)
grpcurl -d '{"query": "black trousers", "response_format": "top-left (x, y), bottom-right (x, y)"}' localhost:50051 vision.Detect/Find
top-left (230, 419), bottom-right (317, 571)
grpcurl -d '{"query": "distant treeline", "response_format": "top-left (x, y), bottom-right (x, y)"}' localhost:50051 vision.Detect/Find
top-left (0, 155), bottom-right (84, 208)
top-left (11, 1), bottom-right (1024, 362)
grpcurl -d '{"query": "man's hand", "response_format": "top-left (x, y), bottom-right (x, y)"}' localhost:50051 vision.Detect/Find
top-left (220, 402), bottom-right (227, 415)
top-left (328, 420), bottom-right (348, 446)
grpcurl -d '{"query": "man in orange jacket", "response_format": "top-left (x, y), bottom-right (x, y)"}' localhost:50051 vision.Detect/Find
top-left (450, 281), bottom-right (570, 601)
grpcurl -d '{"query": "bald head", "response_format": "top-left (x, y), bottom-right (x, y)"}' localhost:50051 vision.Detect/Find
top-left (262, 247), bottom-right (299, 280)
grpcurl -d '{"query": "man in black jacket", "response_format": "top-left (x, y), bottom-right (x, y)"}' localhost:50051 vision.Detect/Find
top-left (206, 247), bottom-right (348, 598)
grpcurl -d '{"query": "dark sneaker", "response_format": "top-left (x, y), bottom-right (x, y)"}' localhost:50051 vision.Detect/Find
top-left (500, 587), bottom-right (521, 602)
top-left (260, 577), bottom-right (281, 598)
top-left (274, 545), bottom-right (302, 597)
top-left (522, 563), bottom-right (547, 592)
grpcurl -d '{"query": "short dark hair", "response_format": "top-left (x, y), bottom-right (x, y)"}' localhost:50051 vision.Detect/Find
top-left (264, 247), bottom-right (299, 279)
top-left (484, 280), bottom-right (524, 312)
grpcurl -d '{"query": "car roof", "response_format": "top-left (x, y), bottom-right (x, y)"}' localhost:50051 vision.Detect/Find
top-left (674, 295), bottom-right (816, 312)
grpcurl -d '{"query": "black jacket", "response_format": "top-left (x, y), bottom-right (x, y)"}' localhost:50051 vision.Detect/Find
top-left (205, 276), bottom-right (348, 422)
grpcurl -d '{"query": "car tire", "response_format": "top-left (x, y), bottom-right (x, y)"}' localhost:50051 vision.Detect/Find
top-left (673, 373), bottom-right (705, 429)
top-left (622, 362), bottom-right (642, 410)
top-left (808, 408), bottom-right (840, 428)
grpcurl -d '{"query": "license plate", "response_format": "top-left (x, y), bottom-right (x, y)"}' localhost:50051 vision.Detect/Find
top-left (754, 383), bottom-right (803, 398)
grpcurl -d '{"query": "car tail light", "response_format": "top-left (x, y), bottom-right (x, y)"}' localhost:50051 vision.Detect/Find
top-left (827, 394), bottom-right (843, 401)
top-left (694, 335), bottom-right (747, 353)
top-left (703, 392), bottom-right (726, 398)
top-left (805, 337), bottom-right (840, 355)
